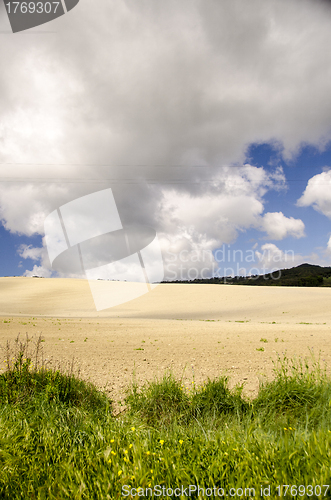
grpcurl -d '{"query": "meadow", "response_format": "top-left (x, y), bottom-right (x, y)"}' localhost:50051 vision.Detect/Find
top-left (0, 335), bottom-right (330, 499)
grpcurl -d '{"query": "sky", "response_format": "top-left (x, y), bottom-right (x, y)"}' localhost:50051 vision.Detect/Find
top-left (1, 0), bottom-right (331, 281)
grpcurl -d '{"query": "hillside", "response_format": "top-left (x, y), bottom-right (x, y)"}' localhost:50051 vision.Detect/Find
top-left (164, 263), bottom-right (331, 287)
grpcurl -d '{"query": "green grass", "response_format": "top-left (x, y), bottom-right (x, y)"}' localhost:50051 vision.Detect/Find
top-left (0, 337), bottom-right (331, 499)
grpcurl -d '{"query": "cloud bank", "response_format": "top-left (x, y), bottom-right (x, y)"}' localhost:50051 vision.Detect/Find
top-left (1, 0), bottom-right (331, 277)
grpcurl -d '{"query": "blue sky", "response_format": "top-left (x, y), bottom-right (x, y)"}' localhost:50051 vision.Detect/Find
top-left (238, 142), bottom-right (331, 267)
top-left (0, 226), bottom-right (43, 276)
top-left (1, 0), bottom-right (331, 281)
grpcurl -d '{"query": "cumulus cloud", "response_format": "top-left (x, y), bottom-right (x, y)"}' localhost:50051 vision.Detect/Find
top-left (23, 265), bottom-right (52, 278)
top-left (0, 181), bottom-right (82, 236)
top-left (327, 235), bottom-right (331, 253)
top-left (17, 242), bottom-right (53, 278)
top-left (2, 0), bottom-right (331, 169)
top-left (255, 243), bottom-right (301, 270)
top-left (156, 165), bottom-right (288, 278)
top-left (255, 242), bottom-right (331, 273)
top-left (18, 244), bottom-right (44, 261)
top-left (260, 212), bottom-right (305, 240)
top-left (297, 170), bottom-right (331, 219)
top-left (1, 0), bottom-right (331, 277)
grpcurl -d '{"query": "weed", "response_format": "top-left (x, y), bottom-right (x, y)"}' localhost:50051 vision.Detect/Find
top-left (190, 378), bottom-right (249, 419)
top-left (254, 352), bottom-right (330, 427)
top-left (0, 334), bottom-right (110, 412)
top-left (126, 374), bottom-right (190, 426)
top-left (0, 344), bottom-right (331, 498)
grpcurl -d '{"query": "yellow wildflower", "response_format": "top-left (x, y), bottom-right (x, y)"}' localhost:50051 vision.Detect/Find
top-left (179, 440), bottom-right (183, 445)
top-left (159, 440), bottom-right (164, 445)
top-left (131, 427), bottom-right (135, 431)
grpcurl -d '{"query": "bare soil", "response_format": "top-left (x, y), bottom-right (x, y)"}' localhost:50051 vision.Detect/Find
top-left (1, 277), bottom-right (331, 405)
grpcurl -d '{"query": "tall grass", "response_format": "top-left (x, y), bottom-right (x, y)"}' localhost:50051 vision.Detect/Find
top-left (0, 334), bottom-right (109, 412)
top-left (0, 336), bottom-right (330, 499)
top-left (254, 352), bottom-right (331, 428)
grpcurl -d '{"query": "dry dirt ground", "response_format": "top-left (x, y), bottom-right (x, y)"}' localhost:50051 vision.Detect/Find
top-left (1, 277), bottom-right (331, 406)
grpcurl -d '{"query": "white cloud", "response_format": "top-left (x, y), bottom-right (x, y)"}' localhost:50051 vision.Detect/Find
top-left (157, 165), bottom-right (286, 278)
top-left (0, 162), bottom-right (285, 280)
top-left (23, 265), bottom-right (52, 278)
top-left (1, 0), bottom-right (331, 277)
top-left (255, 243), bottom-right (301, 270)
top-left (17, 241), bottom-right (54, 277)
top-left (260, 212), bottom-right (305, 240)
top-left (18, 244), bottom-right (44, 261)
top-left (297, 170), bottom-right (331, 219)
top-left (255, 242), bottom-right (331, 272)
top-left (2, 0), bottom-right (331, 168)
top-left (327, 235), bottom-right (331, 253)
